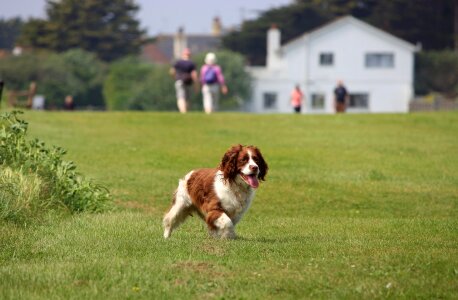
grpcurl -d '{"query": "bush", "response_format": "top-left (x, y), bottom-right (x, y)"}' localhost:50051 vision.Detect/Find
top-left (0, 111), bottom-right (111, 224)
top-left (60, 49), bottom-right (107, 108)
top-left (0, 50), bottom-right (106, 109)
top-left (415, 51), bottom-right (458, 98)
top-left (0, 53), bottom-right (41, 91)
top-left (127, 64), bottom-right (176, 110)
top-left (103, 57), bottom-right (177, 111)
top-left (103, 56), bottom-right (153, 110)
top-left (38, 53), bottom-right (84, 108)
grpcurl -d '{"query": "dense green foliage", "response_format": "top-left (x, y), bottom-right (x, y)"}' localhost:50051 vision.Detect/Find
top-left (0, 111), bottom-right (111, 223)
top-left (223, 0), bottom-right (455, 65)
top-left (0, 111), bottom-right (457, 298)
top-left (0, 50), bottom-right (106, 108)
top-left (0, 17), bottom-right (23, 50)
top-left (415, 51), bottom-right (458, 97)
top-left (103, 56), bottom-right (190, 111)
top-left (18, 0), bottom-right (145, 62)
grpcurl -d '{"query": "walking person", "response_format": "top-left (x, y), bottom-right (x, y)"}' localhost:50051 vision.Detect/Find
top-left (170, 48), bottom-right (198, 113)
top-left (334, 80), bottom-right (349, 113)
top-left (199, 52), bottom-right (228, 114)
top-left (290, 84), bottom-right (304, 113)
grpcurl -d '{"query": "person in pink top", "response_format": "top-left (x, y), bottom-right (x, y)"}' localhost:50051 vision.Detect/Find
top-left (200, 52), bottom-right (228, 114)
top-left (290, 85), bottom-right (304, 113)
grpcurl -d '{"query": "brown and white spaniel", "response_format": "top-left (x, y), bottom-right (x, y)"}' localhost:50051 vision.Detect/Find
top-left (163, 144), bottom-right (268, 239)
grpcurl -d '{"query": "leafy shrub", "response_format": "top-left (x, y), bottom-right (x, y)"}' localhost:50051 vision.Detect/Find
top-left (103, 56), bottom-right (153, 110)
top-left (0, 111), bottom-right (111, 223)
top-left (103, 56), bottom-right (179, 111)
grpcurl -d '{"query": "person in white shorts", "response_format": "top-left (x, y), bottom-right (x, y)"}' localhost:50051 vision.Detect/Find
top-left (170, 48), bottom-right (198, 113)
top-left (199, 53), bottom-right (228, 114)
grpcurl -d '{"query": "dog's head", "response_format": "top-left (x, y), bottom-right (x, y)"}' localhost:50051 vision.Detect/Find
top-left (219, 144), bottom-right (268, 188)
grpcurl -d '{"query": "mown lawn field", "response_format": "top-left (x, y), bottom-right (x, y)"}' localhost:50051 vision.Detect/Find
top-left (1, 111), bottom-right (457, 299)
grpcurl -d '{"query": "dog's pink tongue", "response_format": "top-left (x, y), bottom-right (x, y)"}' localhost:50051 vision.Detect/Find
top-left (247, 175), bottom-right (259, 188)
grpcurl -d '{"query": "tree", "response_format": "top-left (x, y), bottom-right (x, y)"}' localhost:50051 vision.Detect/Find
top-left (415, 51), bottom-right (458, 98)
top-left (365, 0), bottom-right (454, 50)
top-left (0, 17), bottom-right (23, 50)
top-left (223, 3), bottom-right (330, 65)
top-left (18, 0), bottom-right (145, 61)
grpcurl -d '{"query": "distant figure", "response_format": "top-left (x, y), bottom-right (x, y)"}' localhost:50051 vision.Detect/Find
top-left (334, 80), bottom-right (349, 113)
top-left (170, 48), bottom-right (198, 113)
top-left (290, 85), bottom-right (304, 113)
top-left (199, 52), bottom-right (228, 114)
top-left (32, 95), bottom-right (45, 110)
top-left (64, 95), bottom-right (75, 110)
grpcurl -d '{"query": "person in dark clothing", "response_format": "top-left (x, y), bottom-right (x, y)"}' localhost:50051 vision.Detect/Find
top-left (64, 95), bottom-right (75, 110)
top-left (170, 48), bottom-right (198, 113)
top-left (334, 80), bottom-right (349, 113)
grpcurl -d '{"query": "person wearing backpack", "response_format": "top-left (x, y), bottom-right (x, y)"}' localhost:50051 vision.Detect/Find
top-left (199, 52), bottom-right (228, 114)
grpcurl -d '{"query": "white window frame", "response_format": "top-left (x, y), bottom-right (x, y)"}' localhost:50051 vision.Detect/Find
top-left (365, 52), bottom-right (394, 68)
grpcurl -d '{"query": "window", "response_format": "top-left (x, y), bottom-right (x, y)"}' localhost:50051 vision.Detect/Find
top-left (365, 53), bottom-right (394, 68)
top-left (263, 92), bottom-right (277, 109)
top-left (319, 52), bottom-right (334, 66)
top-left (349, 93), bottom-right (369, 109)
top-left (311, 94), bottom-right (325, 110)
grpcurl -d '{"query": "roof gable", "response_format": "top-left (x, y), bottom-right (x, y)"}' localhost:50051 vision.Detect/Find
top-left (283, 16), bottom-right (417, 52)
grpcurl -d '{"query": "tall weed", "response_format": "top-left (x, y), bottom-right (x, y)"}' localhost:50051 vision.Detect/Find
top-left (0, 111), bottom-right (110, 223)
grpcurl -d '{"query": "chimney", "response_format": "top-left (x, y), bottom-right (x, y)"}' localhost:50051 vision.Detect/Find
top-left (267, 24), bottom-right (281, 69)
top-left (212, 17), bottom-right (222, 36)
top-left (174, 27), bottom-right (187, 60)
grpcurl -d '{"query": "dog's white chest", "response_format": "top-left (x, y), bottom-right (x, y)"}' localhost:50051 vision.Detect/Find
top-left (214, 171), bottom-right (255, 223)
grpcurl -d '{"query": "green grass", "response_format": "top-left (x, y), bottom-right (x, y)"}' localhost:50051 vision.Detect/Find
top-left (1, 111), bottom-right (457, 299)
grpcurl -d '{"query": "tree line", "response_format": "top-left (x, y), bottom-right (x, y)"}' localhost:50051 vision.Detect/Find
top-left (223, 0), bottom-right (456, 65)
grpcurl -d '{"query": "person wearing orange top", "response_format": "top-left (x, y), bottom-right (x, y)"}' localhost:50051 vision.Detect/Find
top-left (290, 85), bottom-right (304, 113)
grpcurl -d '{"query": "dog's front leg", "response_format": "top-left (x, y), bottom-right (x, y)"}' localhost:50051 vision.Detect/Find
top-left (207, 211), bottom-right (236, 239)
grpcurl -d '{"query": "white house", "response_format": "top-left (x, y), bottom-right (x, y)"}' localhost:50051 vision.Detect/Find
top-left (247, 16), bottom-right (418, 114)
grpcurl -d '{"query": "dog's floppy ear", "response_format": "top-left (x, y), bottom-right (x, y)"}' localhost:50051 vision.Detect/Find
top-left (219, 144), bottom-right (242, 181)
top-left (253, 146), bottom-right (268, 181)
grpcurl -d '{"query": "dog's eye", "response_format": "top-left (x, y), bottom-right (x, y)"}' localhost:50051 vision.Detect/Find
top-left (239, 155), bottom-right (248, 163)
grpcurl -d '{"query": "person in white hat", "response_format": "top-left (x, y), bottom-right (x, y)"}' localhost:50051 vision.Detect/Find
top-left (199, 52), bottom-right (228, 114)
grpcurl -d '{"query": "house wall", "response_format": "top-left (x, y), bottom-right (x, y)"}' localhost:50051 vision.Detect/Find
top-left (306, 22), bottom-right (414, 113)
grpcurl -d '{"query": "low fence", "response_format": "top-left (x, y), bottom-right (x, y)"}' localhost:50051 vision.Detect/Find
top-left (410, 97), bottom-right (458, 112)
